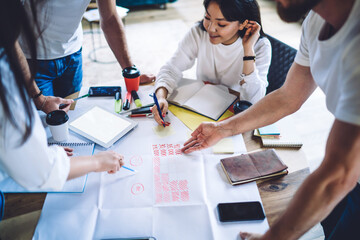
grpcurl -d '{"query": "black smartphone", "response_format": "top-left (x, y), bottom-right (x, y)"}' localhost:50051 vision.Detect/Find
top-left (88, 86), bottom-right (121, 97)
top-left (217, 201), bottom-right (265, 222)
top-left (102, 238), bottom-right (156, 240)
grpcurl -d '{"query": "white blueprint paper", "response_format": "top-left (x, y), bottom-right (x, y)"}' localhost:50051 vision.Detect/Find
top-left (34, 97), bottom-right (268, 240)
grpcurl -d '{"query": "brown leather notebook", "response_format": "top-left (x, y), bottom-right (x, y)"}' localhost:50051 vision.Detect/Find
top-left (220, 149), bottom-right (288, 185)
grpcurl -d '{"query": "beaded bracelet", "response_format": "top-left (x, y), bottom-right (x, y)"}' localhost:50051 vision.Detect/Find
top-left (40, 96), bottom-right (48, 111)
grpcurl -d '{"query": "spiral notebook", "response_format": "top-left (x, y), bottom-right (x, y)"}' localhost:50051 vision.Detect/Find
top-left (261, 133), bottom-right (303, 148)
top-left (255, 117), bottom-right (303, 148)
top-left (0, 142), bottom-right (94, 193)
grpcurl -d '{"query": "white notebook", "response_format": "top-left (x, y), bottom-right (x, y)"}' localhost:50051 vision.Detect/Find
top-left (168, 78), bottom-right (237, 120)
top-left (261, 133), bottom-right (303, 148)
top-left (69, 106), bottom-right (138, 148)
top-left (258, 117), bottom-right (303, 148)
top-left (0, 142), bottom-right (94, 193)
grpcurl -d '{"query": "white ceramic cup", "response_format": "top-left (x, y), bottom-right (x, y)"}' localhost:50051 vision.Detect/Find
top-left (46, 110), bottom-right (69, 142)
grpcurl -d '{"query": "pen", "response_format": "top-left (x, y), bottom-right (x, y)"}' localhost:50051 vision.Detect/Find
top-left (122, 165), bottom-right (136, 172)
top-left (119, 103), bottom-right (154, 115)
top-left (123, 91), bottom-right (131, 110)
top-left (151, 93), bottom-right (165, 127)
top-left (73, 93), bottom-right (90, 101)
top-left (131, 90), bottom-right (142, 108)
top-left (114, 91), bottom-right (122, 113)
top-left (59, 93), bottom-right (90, 109)
top-left (128, 113), bottom-right (153, 118)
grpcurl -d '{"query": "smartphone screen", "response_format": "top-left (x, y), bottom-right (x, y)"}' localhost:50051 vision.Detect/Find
top-left (217, 201), bottom-right (265, 222)
top-left (88, 86), bottom-right (121, 97)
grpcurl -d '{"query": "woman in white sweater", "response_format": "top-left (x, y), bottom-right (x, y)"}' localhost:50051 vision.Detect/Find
top-left (0, 0), bottom-right (124, 191)
top-left (153, 0), bottom-right (271, 126)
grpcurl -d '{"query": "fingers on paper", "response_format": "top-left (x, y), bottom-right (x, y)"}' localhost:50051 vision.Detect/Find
top-left (151, 102), bottom-right (170, 127)
top-left (181, 136), bottom-right (206, 153)
top-left (63, 147), bottom-right (73, 156)
top-left (239, 231), bottom-right (262, 240)
top-left (151, 105), bottom-right (163, 125)
top-left (105, 151), bottom-right (124, 174)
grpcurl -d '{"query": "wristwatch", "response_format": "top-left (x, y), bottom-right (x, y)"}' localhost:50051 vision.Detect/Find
top-left (243, 56), bottom-right (256, 62)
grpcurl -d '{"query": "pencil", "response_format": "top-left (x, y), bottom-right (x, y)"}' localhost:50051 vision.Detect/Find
top-left (59, 93), bottom-right (89, 109)
top-left (73, 93), bottom-right (89, 101)
top-left (122, 165), bottom-right (136, 172)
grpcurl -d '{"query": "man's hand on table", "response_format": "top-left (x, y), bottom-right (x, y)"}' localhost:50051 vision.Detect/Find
top-left (181, 122), bottom-right (230, 153)
top-left (240, 232), bottom-right (263, 240)
top-left (140, 74), bottom-right (156, 85)
top-left (34, 95), bottom-right (74, 113)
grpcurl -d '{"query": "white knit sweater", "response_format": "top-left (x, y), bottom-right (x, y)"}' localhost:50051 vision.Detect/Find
top-left (155, 24), bottom-right (272, 104)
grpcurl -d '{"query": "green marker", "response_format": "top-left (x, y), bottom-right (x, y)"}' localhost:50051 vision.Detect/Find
top-left (115, 91), bottom-right (122, 113)
top-left (131, 90), bottom-right (142, 108)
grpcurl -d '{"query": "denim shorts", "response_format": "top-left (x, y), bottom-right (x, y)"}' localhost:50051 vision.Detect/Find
top-left (33, 48), bottom-right (83, 98)
top-left (321, 183), bottom-right (360, 240)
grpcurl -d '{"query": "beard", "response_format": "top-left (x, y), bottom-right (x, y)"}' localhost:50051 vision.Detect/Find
top-left (276, 0), bottom-right (321, 22)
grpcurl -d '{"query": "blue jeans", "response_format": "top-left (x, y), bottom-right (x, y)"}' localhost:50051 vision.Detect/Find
top-left (33, 48), bottom-right (83, 98)
top-left (321, 183), bottom-right (360, 240)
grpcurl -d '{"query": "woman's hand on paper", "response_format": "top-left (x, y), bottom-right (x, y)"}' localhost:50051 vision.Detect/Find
top-left (63, 147), bottom-right (74, 156)
top-left (151, 98), bottom-right (170, 126)
top-left (181, 122), bottom-right (227, 153)
top-left (93, 151), bottom-right (124, 174)
top-left (151, 88), bottom-right (170, 126)
top-left (239, 232), bottom-right (263, 240)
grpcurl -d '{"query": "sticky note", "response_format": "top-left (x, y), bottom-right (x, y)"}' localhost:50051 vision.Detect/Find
top-left (212, 138), bottom-right (234, 154)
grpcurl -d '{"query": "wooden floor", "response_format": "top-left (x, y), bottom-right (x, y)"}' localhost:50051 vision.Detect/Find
top-left (0, 0), bottom-right (332, 239)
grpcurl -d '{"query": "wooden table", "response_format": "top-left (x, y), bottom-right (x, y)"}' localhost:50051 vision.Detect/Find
top-left (1, 130), bottom-right (310, 234)
top-left (243, 131), bottom-right (310, 226)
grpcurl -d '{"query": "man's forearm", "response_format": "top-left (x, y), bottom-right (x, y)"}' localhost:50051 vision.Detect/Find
top-left (219, 88), bottom-right (297, 136)
top-left (98, 1), bottom-right (133, 69)
top-left (263, 120), bottom-right (360, 240)
top-left (219, 63), bottom-right (316, 136)
top-left (263, 169), bottom-right (351, 239)
top-left (14, 41), bottom-right (47, 109)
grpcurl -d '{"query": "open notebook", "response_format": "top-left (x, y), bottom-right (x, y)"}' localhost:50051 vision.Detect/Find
top-left (0, 142), bottom-right (94, 193)
top-left (168, 78), bottom-right (237, 120)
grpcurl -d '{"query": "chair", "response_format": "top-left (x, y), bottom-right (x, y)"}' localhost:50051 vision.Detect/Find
top-left (266, 35), bottom-right (297, 94)
top-left (0, 191), bottom-right (4, 221)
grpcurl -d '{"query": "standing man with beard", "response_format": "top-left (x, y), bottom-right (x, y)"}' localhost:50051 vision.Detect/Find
top-left (181, 0), bottom-right (360, 239)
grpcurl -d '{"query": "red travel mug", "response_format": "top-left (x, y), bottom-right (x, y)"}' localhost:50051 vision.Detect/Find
top-left (123, 66), bottom-right (140, 92)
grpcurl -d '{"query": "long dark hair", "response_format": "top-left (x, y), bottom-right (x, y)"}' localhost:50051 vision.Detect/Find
top-left (200, 0), bottom-right (266, 38)
top-left (0, 0), bottom-right (40, 143)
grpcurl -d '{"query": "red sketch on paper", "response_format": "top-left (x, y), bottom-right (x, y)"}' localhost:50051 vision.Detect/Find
top-left (172, 191), bottom-right (180, 202)
top-left (129, 156), bottom-right (143, 166)
top-left (131, 183), bottom-right (144, 195)
top-left (153, 151), bottom-right (190, 204)
top-left (179, 180), bottom-right (188, 191)
top-left (181, 191), bottom-right (189, 201)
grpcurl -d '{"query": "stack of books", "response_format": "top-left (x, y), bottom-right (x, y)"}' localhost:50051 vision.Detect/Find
top-left (254, 122), bottom-right (303, 148)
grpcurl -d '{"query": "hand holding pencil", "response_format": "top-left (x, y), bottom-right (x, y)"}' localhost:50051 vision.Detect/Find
top-left (151, 90), bottom-right (170, 127)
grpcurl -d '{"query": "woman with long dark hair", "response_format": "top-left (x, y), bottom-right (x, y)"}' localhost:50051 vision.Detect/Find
top-left (152, 0), bottom-right (271, 126)
top-left (0, 0), bottom-right (125, 190)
